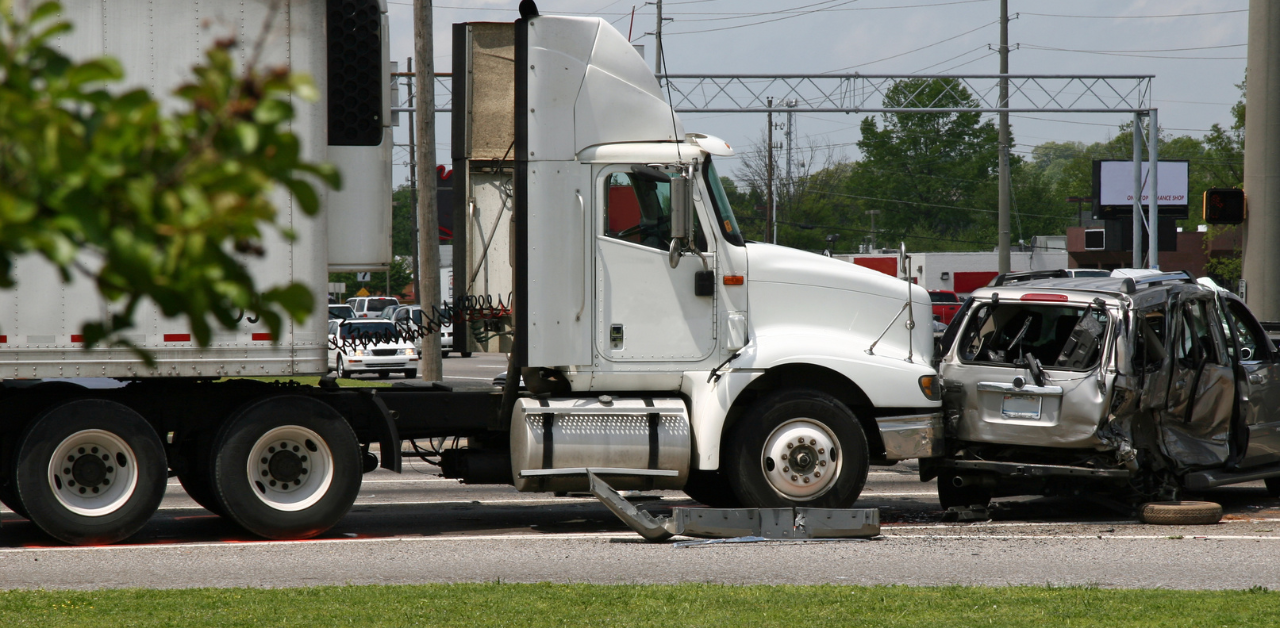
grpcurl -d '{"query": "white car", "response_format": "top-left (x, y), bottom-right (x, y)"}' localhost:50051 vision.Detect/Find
top-left (392, 305), bottom-right (466, 358)
top-left (345, 296), bottom-right (400, 319)
top-left (328, 319), bottom-right (419, 378)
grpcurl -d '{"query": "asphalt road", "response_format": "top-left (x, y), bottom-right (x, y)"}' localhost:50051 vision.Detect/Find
top-left (4, 353), bottom-right (1280, 590)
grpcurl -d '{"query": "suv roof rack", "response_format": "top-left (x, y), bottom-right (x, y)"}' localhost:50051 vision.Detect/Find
top-left (1129, 271), bottom-right (1195, 287)
top-left (989, 269), bottom-right (1070, 287)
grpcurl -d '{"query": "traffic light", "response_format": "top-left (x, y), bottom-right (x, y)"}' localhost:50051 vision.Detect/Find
top-left (1203, 188), bottom-right (1246, 224)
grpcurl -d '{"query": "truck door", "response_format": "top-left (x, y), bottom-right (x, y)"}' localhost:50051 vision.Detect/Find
top-left (595, 165), bottom-right (716, 362)
top-left (1158, 296), bottom-right (1236, 469)
top-left (1220, 296), bottom-right (1280, 467)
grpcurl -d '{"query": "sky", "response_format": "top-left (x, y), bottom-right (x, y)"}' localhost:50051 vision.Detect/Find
top-left (381, 0), bottom-right (1249, 188)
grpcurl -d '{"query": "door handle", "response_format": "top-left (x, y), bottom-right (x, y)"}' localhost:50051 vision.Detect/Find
top-left (1250, 374), bottom-right (1263, 384)
top-left (576, 191), bottom-right (586, 322)
top-left (1174, 381), bottom-right (1186, 390)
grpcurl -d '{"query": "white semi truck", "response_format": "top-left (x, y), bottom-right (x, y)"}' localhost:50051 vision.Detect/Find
top-left (0, 1), bottom-right (942, 546)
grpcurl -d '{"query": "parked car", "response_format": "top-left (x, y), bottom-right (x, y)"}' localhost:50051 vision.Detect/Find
top-left (929, 290), bottom-right (962, 325)
top-left (378, 304), bottom-right (402, 320)
top-left (328, 304), bottom-right (356, 321)
top-left (345, 296), bottom-right (400, 319)
top-left (929, 270), bottom-right (1280, 512)
top-left (391, 305), bottom-right (468, 358)
top-left (327, 319), bottom-right (419, 379)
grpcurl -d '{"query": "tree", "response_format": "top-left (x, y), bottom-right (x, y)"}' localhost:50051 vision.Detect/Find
top-left (0, 1), bottom-right (337, 352)
top-left (846, 78), bottom-right (1007, 251)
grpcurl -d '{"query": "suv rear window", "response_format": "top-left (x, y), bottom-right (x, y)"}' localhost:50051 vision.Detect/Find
top-left (366, 298), bottom-right (398, 311)
top-left (957, 302), bottom-right (1108, 370)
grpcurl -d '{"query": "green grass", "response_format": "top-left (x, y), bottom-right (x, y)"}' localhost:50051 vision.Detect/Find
top-left (215, 376), bottom-right (392, 388)
top-left (1, 584), bottom-right (1278, 627)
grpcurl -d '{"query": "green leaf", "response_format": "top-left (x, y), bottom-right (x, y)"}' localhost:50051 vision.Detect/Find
top-left (235, 122), bottom-right (260, 153)
top-left (66, 58), bottom-right (123, 87)
top-left (282, 178), bottom-right (320, 215)
top-left (253, 99), bottom-right (293, 125)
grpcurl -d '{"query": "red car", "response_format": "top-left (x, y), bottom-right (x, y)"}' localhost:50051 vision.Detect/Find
top-left (929, 290), bottom-right (961, 325)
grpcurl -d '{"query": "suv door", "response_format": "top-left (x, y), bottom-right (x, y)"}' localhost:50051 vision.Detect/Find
top-left (1156, 295), bottom-right (1236, 469)
top-left (1221, 296), bottom-right (1280, 467)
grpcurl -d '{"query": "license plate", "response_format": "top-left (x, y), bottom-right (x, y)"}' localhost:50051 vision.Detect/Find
top-left (1002, 394), bottom-right (1042, 420)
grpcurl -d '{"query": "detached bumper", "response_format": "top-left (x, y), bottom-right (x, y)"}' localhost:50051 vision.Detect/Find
top-left (876, 412), bottom-right (944, 460)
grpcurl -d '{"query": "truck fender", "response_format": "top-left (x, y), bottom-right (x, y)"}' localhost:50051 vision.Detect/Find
top-left (358, 390), bottom-right (402, 473)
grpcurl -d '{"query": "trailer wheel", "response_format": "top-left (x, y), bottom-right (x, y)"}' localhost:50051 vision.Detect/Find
top-left (211, 396), bottom-right (361, 539)
top-left (14, 400), bottom-right (167, 545)
top-left (726, 389), bottom-right (868, 508)
top-left (176, 435), bottom-right (224, 516)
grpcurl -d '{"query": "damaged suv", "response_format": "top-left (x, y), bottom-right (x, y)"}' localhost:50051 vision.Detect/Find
top-left (927, 270), bottom-right (1280, 510)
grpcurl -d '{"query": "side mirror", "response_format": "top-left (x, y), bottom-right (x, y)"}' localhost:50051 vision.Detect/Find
top-left (667, 172), bottom-right (694, 269)
top-left (670, 174), bottom-right (692, 243)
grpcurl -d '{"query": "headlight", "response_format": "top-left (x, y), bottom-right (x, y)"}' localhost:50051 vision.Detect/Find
top-left (401, 348), bottom-right (412, 356)
top-left (354, 349), bottom-right (366, 357)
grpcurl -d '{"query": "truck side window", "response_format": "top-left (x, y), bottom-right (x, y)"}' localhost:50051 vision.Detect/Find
top-left (604, 168), bottom-right (674, 250)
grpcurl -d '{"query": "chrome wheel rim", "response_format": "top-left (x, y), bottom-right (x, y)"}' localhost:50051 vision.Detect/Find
top-left (48, 429), bottom-right (139, 517)
top-left (246, 426), bottom-right (334, 512)
top-left (760, 418), bottom-right (841, 500)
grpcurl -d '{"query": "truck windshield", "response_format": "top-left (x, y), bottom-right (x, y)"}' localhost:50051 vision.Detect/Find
top-left (703, 158), bottom-right (745, 246)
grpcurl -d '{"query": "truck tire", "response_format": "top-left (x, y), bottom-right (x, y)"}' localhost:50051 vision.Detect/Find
top-left (211, 396), bottom-right (362, 539)
top-left (936, 471), bottom-right (992, 510)
top-left (726, 389), bottom-right (869, 508)
top-left (1139, 501), bottom-right (1223, 525)
top-left (681, 470), bottom-right (742, 508)
top-left (1265, 476), bottom-right (1280, 498)
top-left (0, 474), bottom-right (28, 519)
top-left (176, 434), bottom-right (225, 517)
top-left (14, 400), bottom-right (167, 545)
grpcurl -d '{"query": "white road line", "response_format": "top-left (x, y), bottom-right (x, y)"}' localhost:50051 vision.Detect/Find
top-left (0, 532), bottom-right (635, 553)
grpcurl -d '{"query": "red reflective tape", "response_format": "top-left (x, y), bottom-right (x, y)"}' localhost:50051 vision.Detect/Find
top-left (1020, 293), bottom-right (1069, 302)
top-left (70, 335), bottom-right (84, 343)
top-left (0, 335), bottom-right (6, 343)
top-left (164, 334), bottom-right (191, 342)
top-left (252, 333), bottom-right (274, 341)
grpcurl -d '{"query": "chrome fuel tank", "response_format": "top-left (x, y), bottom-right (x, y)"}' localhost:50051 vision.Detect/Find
top-left (510, 396), bottom-right (691, 492)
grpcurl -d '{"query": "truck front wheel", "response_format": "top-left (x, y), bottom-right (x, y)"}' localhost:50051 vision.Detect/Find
top-left (726, 389), bottom-right (869, 508)
top-left (211, 396), bottom-right (362, 539)
top-left (14, 400), bottom-right (168, 545)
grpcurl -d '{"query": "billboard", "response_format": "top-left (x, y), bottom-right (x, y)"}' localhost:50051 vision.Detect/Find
top-left (1092, 160), bottom-right (1190, 219)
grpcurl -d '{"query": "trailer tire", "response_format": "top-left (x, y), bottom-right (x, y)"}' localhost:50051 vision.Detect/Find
top-left (1139, 501), bottom-right (1223, 525)
top-left (176, 435), bottom-right (224, 517)
top-left (0, 475), bottom-right (28, 519)
top-left (211, 396), bottom-right (362, 539)
top-left (1265, 476), bottom-right (1280, 498)
top-left (681, 470), bottom-right (741, 508)
top-left (14, 400), bottom-right (167, 545)
top-left (726, 389), bottom-right (869, 508)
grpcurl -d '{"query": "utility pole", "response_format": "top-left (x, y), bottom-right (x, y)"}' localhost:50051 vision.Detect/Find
top-left (996, 0), bottom-right (1011, 274)
top-left (414, 0), bottom-right (442, 381)
top-left (866, 210), bottom-right (881, 251)
top-left (1243, 0), bottom-right (1279, 314)
top-left (785, 99), bottom-right (796, 225)
top-left (766, 97), bottom-right (775, 244)
top-left (654, 0), bottom-right (663, 78)
top-left (405, 58), bottom-right (420, 303)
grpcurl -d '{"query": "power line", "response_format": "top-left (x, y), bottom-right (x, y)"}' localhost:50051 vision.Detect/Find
top-left (1021, 9), bottom-right (1247, 20)
top-left (664, 0), bottom-right (862, 35)
top-left (824, 19), bottom-right (998, 72)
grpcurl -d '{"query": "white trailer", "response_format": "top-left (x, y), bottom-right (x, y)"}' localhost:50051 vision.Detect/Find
top-left (0, 3), bottom-right (943, 546)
